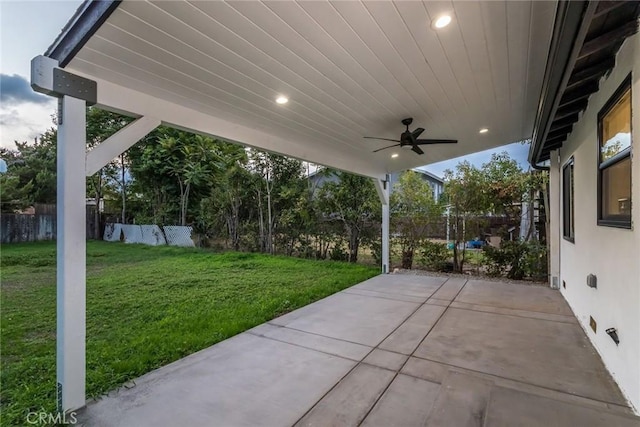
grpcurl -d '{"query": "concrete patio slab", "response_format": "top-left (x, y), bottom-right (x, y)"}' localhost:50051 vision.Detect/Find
top-left (270, 291), bottom-right (419, 346)
top-left (78, 333), bottom-right (355, 427)
top-left (426, 371), bottom-right (494, 427)
top-left (424, 298), bottom-right (451, 307)
top-left (361, 374), bottom-right (440, 427)
top-left (450, 301), bottom-right (577, 323)
top-left (341, 287), bottom-right (426, 303)
top-left (378, 304), bottom-right (446, 355)
top-left (430, 277), bottom-right (467, 301)
top-left (484, 386), bottom-right (640, 427)
top-left (248, 323), bottom-right (371, 361)
top-left (77, 273), bottom-right (639, 426)
top-left (350, 274), bottom-right (445, 300)
top-left (294, 364), bottom-right (395, 427)
top-left (362, 349), bottom-right (408, 372)
top-left (456, 279), bottom-right (574, 315)
top-left (401, 356), bottom-right (450, 384)
top-left (401, 356), bottom-right (633, 415)
top-left (414, 307), bottom-right (626, 405)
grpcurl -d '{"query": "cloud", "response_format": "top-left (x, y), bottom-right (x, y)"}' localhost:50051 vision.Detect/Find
top-left (0, 100), bottom-right (56, 148)
top-left (1, 73), bottom-right (50, 105)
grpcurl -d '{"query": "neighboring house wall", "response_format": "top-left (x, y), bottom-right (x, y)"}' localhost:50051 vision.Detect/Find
top-left (555, 33), bottom-right (639, 411)
top-left (307, 170), bottom-right (340, 190)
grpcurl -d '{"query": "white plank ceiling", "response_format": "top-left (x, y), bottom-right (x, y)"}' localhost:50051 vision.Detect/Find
top-left (66, 0), bottom-right (557, 177)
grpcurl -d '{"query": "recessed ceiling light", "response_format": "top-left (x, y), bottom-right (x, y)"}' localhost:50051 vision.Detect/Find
top-left (275, 96), bottom-right (288, 105)
top-left (391, 153), bottom-right (399, 158)
top-left (433, 15), bottom-right (452, 29)
top-left (479, 128), bottom-right (489, 134)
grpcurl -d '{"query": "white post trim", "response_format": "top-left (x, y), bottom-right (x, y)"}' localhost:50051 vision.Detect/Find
top-left (57, 95), bottom-right (87, 412)
top-left (374, 176), bottom-right (390, 274)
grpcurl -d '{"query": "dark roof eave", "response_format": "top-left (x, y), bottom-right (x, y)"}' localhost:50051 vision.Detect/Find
top-left (45, 0), bottom-right (121, 68)
top-left (528, 1), bottom-right (596, 167)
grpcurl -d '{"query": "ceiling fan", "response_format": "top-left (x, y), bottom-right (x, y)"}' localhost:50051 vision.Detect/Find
top-left (364, 118), bottom-right (457, 155)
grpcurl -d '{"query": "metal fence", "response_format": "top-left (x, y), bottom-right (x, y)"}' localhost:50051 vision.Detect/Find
top-left (103, 223), bottom-right (194, 247)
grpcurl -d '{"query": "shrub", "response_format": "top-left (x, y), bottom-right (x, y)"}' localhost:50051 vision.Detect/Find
top-left (483, 240), bottom-right (548, 280)
top-left (522, 241), bottom-right (548, 280)
top-left (329, 241), bottom-right (348, 261)
top-left (482, 244), bottom-right (508, 277)
top-left (419, 241), bottom-right (450, 272)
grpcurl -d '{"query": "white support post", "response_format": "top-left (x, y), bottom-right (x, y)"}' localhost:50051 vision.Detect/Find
top-left (548, 150), bottom-right (561, 289)
top-left (382, 202), bottom-right (390, 274)
top-left (57, 95), bottom-right (87, 412)
top-left (374, 176), bottom-right (391, 274)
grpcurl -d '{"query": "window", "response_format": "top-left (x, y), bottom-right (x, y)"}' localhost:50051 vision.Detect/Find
top-left (562, 158), bottom-right (574, 241)
top-left (598, 74), bottom-right (632, 228)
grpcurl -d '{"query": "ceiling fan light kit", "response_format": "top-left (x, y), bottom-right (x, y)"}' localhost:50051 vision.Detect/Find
top-left (364, 117), bottom-right (458, 155)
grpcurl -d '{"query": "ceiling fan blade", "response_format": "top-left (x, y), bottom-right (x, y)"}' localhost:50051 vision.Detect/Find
top-left (411, 145), bottom-right (424, 155)
top-left (411, 127), bottom-right (425, 139)
top-left (414, 139), bottom-right (458, 145)
top-left (373, 143), bottom-right (401, 153)
top-left (364, 137), bottom-right (401, 143)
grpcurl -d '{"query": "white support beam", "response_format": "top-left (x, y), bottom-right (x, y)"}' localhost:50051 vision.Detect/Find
top-left (549, 150), bottom-right (561, 289)
top-left (86, 116), bottom-right (160, 176)
top-left (374, 176), bottom-right (390, 274)
top-left (56, 95), bottom-right (87, 412)
top-left (86, 76), bottom-right (385, 179)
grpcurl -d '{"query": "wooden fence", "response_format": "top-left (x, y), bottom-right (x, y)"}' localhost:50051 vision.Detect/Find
top-left (0, 204), bottom-right (99, 243)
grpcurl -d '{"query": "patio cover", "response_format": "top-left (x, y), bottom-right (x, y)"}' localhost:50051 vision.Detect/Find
top-left (31, 0), bottom-right (562, 414)
top-left (41, 0), bottom-right (556, 178)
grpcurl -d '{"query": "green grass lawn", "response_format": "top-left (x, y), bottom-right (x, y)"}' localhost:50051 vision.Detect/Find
top-left (0, 241), bottom-right (378, 426)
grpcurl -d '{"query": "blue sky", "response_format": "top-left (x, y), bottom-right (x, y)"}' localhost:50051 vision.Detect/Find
top-left (418, 141), bottom-right (531, 177)
top-left (0, 0), bottom-right (531, 174)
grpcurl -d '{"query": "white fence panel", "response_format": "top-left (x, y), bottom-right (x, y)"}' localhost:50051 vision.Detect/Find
top-left (103, 223), bottom-right (123, 242)
top-left (140, 225), bottom-right (167, 246)
top-left (163, 226), bottom-right (195, 247)
top-left (121, 224), bottom-right (143, 244)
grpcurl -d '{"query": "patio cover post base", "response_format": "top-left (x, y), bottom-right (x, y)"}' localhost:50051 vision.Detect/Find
top-left (56, 95), bottom-right (87, 412)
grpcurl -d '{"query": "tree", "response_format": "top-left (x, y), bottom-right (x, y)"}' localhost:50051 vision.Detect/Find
top-left (482, 152), bottom-right (527, 224)
top-left (160, 134), bottom-right (221, 226)
top-left (391, 171), bottom-right (443, 269)
top-left (129, 127), bottom-right (222, 225)
top-left (443, 161), bottom-right (488, 272)
top-left (249, 151), bottom-right (304, 254)
top-left (0, 174), bottom-right (32, 212)
top-left (0, 130), bottom-right (57, 206)
top-left (318, 170), bottom-right (379, 262)
top-left (199, 142), bottom-right (249, 250)
top-left (86, 107), bottom-right (133, 237)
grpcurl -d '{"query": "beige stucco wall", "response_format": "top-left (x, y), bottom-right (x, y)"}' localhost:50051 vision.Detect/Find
top-left (555, 32), bottom-right (640, 411)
